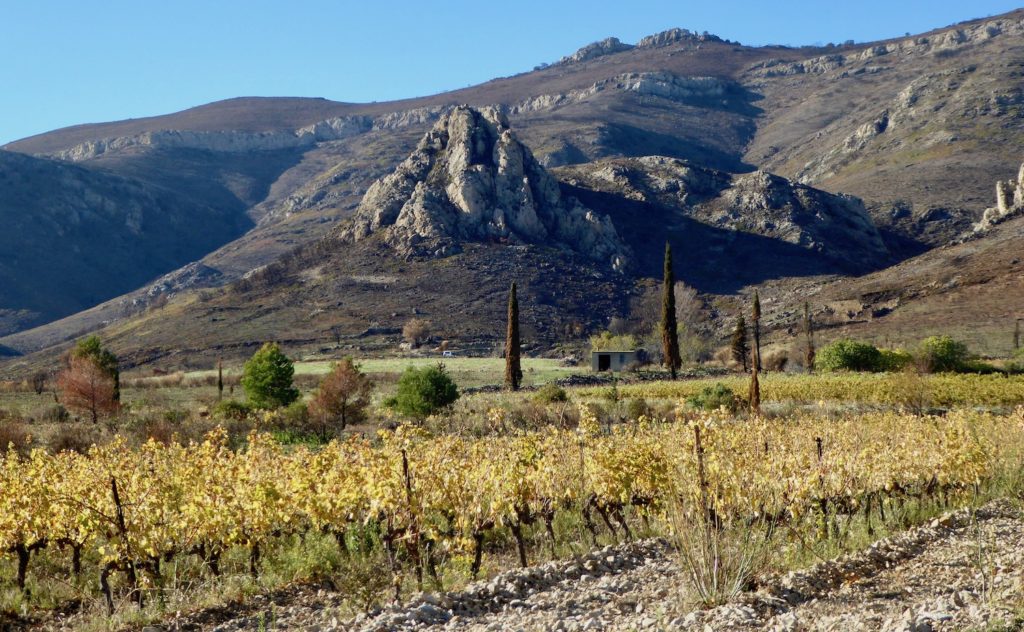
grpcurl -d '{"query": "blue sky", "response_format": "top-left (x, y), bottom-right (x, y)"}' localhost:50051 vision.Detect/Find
top-left (1, 1), bottom-right (1020, 145)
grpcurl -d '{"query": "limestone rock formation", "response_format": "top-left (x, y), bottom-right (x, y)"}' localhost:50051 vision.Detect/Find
top-left (556, 156), bottom-right (890, 269)
top-left (340, 106), bottom-right (629, 271)
top-left (507, 72), bottom-right (732, 117)
top-left (636, 28), bottom-right (723, 48)
top-left (976, 162), bottom-right (1024, 231)
top-left (557, 37), bottom-right (633, 65)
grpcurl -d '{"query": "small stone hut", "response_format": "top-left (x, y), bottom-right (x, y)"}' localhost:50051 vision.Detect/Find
top-left (591, 350), bottom-right (639, 372)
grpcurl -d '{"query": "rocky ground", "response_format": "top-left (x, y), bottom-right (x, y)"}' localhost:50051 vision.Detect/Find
top-left (155, 499), bottom-right (1024, 632)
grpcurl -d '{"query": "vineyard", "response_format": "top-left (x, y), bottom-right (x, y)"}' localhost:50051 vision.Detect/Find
top-left (580, 373), bottom-right (1024, 407)
top-left (3, 404), bottom-right (1023, 621)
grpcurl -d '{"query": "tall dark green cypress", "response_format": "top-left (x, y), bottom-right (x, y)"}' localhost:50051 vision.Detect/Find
top-left (217, 358), bottom-right (224, 401)
top-left (661, 243), bottom-right (681, 379)
top-left (752, 291), bottom-right (762, 373)
top-left (749, 293), bottom-right (761, 414)
top-left (731, 316), bottom-right (750, 373)
top-left (804, 302), bottom-right (815, 373)
top-left (504, 282), bottom-right (522, 391)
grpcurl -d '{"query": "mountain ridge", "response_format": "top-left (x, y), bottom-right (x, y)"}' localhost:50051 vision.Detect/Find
top-left (2, 9), bottom-right (1024, 370)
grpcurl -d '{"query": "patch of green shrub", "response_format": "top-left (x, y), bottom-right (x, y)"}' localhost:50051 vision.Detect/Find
top-left (878, 348), bottom-right (913, 372)
top-left (958, 359), bottom-right (1003, 374)
top-left (589, 331), bottom-right (639, 352)
top-left (534, 383), bottom-right (569, 404)
top-left (917, 336), bottom-right (970, 373)
top-left (281, 400), bottom-right (311, 427)
top-left (625, 397), bottom-right (650, 420)
top-left (212, 399), bottom-right (252, 421)
top-left (687, 383), bottom-right (738, 413)
top-left (385, 363), bottom-right (459, 418)
top-left (815, 340), bottom-right (883, 372)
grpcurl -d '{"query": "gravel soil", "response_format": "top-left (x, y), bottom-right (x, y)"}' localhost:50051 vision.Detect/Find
top-left (154, 500), bottom-right (1024, 632)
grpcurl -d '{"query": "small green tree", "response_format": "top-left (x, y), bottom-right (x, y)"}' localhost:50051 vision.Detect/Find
top-left (505, 282), bottom-right (523, 391)
top-left (386, 363), bottom-right (459, 418)
top-left (72, 336), bottom-right (120, 402)
top-left (917, 336), bottom-right (970, 373)
top-left (730, 316), bottom-right (750, 372)
top-left (241, 343), bottom-right (299, 409)
top-left (661, 243), bottom-right (681, 379)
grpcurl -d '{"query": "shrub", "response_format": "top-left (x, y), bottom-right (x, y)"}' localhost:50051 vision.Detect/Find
top-left (0, 419), bottom-right (33, 455)
top-left (626, 397), bottom-right (650, 420)
top-left (762, 349), bottom-right (789, 372)
top-left (212, 399), bottom-right (253, 421)
top-left (241, 343), bottom-right (300, 409)
top-left (386, 363), bottom-right (459, 418)
top-left (1009, 347), bottom-right (1024, 374)
top-left (281, 400), bottom-right (311, 428)
top-left (534, 383), bottom-right (569, 404)
top-left (878, 348), bottom-right (913, 372)
top-left (402, 318), bottom-right (432, 348)
top-left (589, 331), bottom-right (639, 351)
top-left (40, 404), bottom-right (70, 423)
top-left (48, 425), bottom-right (97, 454)
top-left (687, 383), bottom-right (738, 413)
top-left (917, 336), bottom-right (970, 373)
top-left (959, 359), bottom-right (1003, 374)
top-left (815, 340), bottom-right (883, 373)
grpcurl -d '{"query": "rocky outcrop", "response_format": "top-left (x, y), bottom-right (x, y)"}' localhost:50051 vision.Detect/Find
top-left (507, 72), bottom-right (734, 115)
top-left (749, 15), bottom-right (1024, 80)
top-left (557, 37), bottom-right (633, 65)
top-left (724, 170), bottom-right (889, 262)
top-left (636, 28), bottom-right (723, 48)
top-left (975, 162), bottom-right (1024, 231)
top-left (797, 111), bottom-right (890, 183)
top-left (750, 54), bottom-right (847, 77)
top-left (340, 106), bottom-right (628, 271)
top-left (556, 156), bottom-right (889, 268)
top-left (554, 28), bottom-right (723, 66)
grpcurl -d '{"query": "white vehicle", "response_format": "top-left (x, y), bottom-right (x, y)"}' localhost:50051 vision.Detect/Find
top-left (442, 350), bottom-right (454, 358)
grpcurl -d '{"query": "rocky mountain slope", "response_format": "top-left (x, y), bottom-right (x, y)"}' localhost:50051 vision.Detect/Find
top-left (0, 107), bottom-right (908, 369)
top-left (340, 106), bottom-right (628, 270)
top-left (2, 10), bottom-right (1024, 367)
top-left (555, 156), bottom-right (890, 281)
top-left (0, 150), bottom-right (250, 335)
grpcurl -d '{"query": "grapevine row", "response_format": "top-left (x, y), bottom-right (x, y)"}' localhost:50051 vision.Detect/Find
top-left (1, 407), bottom-right (1021, 611)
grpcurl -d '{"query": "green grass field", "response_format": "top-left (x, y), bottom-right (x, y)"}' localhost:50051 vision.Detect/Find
top-left (0, 357), bottom-right (584, 418)
top-left (182, 356), bottom-right (581, 389)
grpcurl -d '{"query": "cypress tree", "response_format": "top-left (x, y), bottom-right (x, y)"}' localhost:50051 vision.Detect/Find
top-left (749, 363), bottom-right (761, 414)
top-left (661, 243), bottom-right (681, 379)
top-left (752, 291), bottom-right (762, 373)
top-left (804, 303), bottom-right (816, 373)
top-left (504, 282), bottom-right (523, 391)
top-left (731, 316), bottom-right (750, 372)
top-left (749, 294), bottom-right (762, 414)
top-left (217, 358), bottom-right (224, 401)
